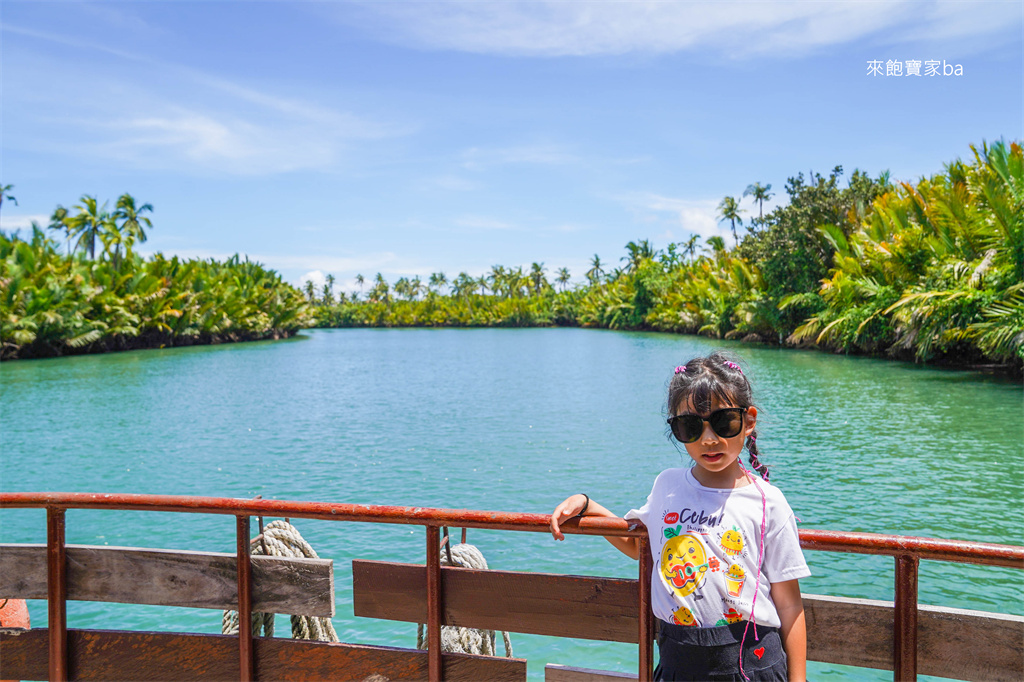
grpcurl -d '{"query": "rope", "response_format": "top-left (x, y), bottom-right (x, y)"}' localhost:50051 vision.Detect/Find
top-left (736, 461), bottom-right (768, 681)
top-left (222, 520), bottom-right (339, 642)
top-left (416, 542), bottom-right (513, 658)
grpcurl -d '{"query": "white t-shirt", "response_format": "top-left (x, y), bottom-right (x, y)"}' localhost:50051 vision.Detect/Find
top-left (625, 467), bottom-right (810, 629)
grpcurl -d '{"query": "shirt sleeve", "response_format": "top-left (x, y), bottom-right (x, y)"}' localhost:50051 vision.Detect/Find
top-left (761, 510), bottom-right (811, 582)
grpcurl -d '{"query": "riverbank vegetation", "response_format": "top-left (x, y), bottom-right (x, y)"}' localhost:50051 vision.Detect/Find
top-left (312, 141), bottom-right (1022, 372)
top-left (2, 141), bottom-right (1019, 372)
top-left (0, 193), bottom-right (311, 360)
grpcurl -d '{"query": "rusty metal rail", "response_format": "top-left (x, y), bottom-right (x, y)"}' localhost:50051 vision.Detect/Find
top-left (2, 492), bottom-right (1022, 682)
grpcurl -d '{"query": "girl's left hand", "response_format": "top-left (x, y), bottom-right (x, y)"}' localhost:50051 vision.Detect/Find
top-left (550, 494), bottom-right (588, 541)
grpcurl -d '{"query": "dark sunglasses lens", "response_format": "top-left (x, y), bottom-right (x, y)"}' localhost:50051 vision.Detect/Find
top-left (710, 410), bottom-right (743, 438)
top-left (672, 416), bottom-right (703, 443)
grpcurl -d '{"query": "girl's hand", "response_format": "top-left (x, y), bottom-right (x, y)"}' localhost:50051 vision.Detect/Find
top-left (550, 494), bottom-right (588, 541)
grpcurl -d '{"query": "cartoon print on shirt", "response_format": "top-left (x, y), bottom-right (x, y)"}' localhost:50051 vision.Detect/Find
top-left (714, 607), bottom-right (744, 626)
top-left (662, 510), bottom-right (682, 539)
top-left (672, 605), bottom-right (697, 627)
top-left (719, 526), bottom-right (745, 556)
top-left (725, 564), bottom-right (746, 596)
top-left (660, 533), bottom-right (709, 598)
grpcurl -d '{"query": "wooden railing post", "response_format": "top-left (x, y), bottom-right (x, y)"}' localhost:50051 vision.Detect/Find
top-left (894, 554), bottom-right (919, 681)
top-left (46, 507), bottom-right (68, 682)
top-left (638, 533), bottom-right (654, 682)
top-left (426, 525), bottom-right (442, 682)
top-left (236, 515), bottom-right (254, 682)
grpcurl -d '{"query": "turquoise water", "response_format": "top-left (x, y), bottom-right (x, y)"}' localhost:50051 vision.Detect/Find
top-left (1, 328), bottom-right (1021, 680)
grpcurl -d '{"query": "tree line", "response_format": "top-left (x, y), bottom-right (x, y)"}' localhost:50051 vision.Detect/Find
top-left (310, 140), bottom-right (1022, 373)
top-left (1, 192), bottom-right (311, 360)
top-left (2, 140), bottom-right (1018, 371)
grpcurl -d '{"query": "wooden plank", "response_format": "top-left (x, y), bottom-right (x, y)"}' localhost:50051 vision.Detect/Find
top-left (804, 594), bottom-right (894, 670)
top-left (546, 664), bottom-right (637, 682)
top-left (804, 594), bottom-right (1024, 682)
top-left (0, 544), bottom-right (334, 617)
top-left (0, 628), bottom-right (527, 682)
top-left (351, 564), bottom-right (1023, 682)
top-left (917, 603), bottom-right (1024, 682)
top-left (353, 560), bottom-right (638, 642)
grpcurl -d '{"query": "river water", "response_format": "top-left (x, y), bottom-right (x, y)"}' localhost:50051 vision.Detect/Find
top-left (1, 328), bottom-right (1021, 680)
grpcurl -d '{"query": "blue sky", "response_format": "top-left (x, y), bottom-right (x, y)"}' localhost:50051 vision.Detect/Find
top-left (2, 1), bottom-right (1021, 291)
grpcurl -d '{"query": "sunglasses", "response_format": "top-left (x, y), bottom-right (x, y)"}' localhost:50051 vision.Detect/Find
top-left (667, 407), bottom-right (746, 443)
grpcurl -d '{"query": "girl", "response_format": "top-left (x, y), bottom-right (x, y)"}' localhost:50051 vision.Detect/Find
top-left (550, 351), bottom-right (809, 681)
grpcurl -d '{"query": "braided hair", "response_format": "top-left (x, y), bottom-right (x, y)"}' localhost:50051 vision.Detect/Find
top-left (667, 350), bottom-right (769, 481)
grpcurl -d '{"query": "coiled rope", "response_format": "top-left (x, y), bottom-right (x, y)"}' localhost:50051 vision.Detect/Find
top-left (222, 520), bottom-right (339, 642)
top-left (416, 541), bottom-right (513, 658)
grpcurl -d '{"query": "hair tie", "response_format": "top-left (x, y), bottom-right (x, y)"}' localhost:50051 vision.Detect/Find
top-left (724, 361), bottom-right (742, 373)
top-left (674, 365), bottom-right (687, 374)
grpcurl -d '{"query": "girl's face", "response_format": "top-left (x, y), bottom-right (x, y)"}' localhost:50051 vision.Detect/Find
top-left (674, 395), bottom-right (757, 488)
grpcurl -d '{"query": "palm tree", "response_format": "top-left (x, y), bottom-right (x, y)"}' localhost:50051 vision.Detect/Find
top-left (716, 196), bottom-right (744, 244)
top-left (621, 240), bottom-right (658, 273)
top-left (0, 184), bottom-right (16, 216)
top-left (69, 195), bottom-right (116, 260)
top-left (488, 265), bottom-right (506, 297)
top-left (114, 194), bottom-right (153, 253)
top-left (410, 276), bottom-right (424, 300)
top-left (586, 254), bottom-right (605, 284)
top-left (529, 262), bottom-right (547, 294)
top-left (742, 183), bottom-right (773, 220)
top-left (682, 235), bottom-right (701, 262)
top-left (304, 280), bottom-right (317, 304)
top-left (705, 236), bottom-right (727, 258)
top-left (321, 283), bottom-right (334, 305)
top-left (556, 267), bottom-right (571, 292)
top-left (452, 272), bottom-right (475, 298)
top-left (48, 206), bottom-right (74, 255)
top-left (429, 271), bottom-right (448, 295)
top-left (325, 274), bottom-right (336, 303)
top-left (372, 273), bottom-right (389, 303)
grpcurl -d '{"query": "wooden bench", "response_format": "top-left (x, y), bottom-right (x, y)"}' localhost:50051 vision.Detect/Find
top-left (351, 560), bottom-right (1024, 682)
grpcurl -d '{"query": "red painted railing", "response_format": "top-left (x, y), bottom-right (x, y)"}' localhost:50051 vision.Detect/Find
top-left (2, 492), bottom-right (1022, 682)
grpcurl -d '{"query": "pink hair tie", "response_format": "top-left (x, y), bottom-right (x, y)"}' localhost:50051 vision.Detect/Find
top-left (724, 361), bottom-right (742, 373)
top-left (674, 365), bottom-right (687, 374)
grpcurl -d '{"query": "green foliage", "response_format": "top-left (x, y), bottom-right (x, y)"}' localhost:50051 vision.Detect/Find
top-left (738, 166), bottom-right (888, 333)
top-left (8, 140), bottom-right (1021, 374)
top-left (313, 141), bottom-right (1020, 373)
top-left (0, 200), bottom-right (311, 359)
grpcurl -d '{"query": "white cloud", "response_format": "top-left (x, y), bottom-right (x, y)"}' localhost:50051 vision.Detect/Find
top-left (299, 270), bottom-right (328, 290)
top-left (340, 1), bottom-right (1018, 58)
top-left (93, 109), bottom-right (336, 174)
top-left (619, 193), bottom-right (729, 241)
top-left (0, 214), bottom-right (50, 231)
top-left (5, 25), bottom-right (407, 176)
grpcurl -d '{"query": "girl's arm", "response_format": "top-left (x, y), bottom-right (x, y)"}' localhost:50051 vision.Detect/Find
top-left (770, 578), bottom-right (807, 682)
top-left (550, 494), bottom-right (640, 560)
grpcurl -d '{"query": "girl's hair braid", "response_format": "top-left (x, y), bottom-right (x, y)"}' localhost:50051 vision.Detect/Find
top-left (745, 430), bottom-right (769, 482)
top-left (667, 350), bottom-right (769, 481)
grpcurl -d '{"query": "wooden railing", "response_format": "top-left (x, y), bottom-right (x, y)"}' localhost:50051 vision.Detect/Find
top-left (0, 492), bottom-right (1022, 682)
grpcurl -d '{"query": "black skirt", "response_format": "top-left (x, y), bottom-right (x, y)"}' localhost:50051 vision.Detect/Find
top-left (654, 620), bottom-right (788, 682)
